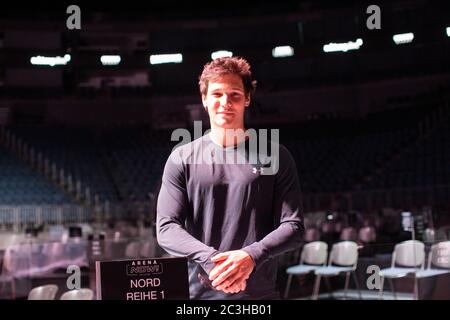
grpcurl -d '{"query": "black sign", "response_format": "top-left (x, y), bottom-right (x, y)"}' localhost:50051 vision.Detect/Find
top-left (96, 257), bottom-right (189, 300)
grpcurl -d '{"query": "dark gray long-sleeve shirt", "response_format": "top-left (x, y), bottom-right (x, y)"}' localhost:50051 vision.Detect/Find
top-left (156, 133), bottom-right (304, 299)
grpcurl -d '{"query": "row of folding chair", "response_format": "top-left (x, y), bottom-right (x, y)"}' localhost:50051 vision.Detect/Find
top-left (378, 240), bottom-right (450, 299)
top-left (285, 240), bottom-right (450, 300)
top-left (304, 226), bottom-right (376, 243)
top-left (28, 284), bottom-right (94, 300)
top-left (284, 241), bottom-right (362, 300)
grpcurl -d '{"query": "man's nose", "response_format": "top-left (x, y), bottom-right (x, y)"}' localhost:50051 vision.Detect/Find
top-left (220, 94), bottom-right (231, 106)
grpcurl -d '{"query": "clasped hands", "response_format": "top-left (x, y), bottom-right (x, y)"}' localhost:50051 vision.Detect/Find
top-left (207, 250), bottom-right (255, 294)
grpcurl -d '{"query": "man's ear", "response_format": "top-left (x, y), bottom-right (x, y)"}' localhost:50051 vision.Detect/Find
top-left (245, 95), bottom-right (251, 107)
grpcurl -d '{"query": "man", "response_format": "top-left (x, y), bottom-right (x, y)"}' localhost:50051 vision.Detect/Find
top-left (156, 56), bottom-right (304, 299)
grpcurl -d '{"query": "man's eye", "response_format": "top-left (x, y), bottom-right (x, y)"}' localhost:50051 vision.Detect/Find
top-left (212, 93), bottom-right (221, 97)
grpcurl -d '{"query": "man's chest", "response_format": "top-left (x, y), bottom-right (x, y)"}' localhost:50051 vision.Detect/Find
top-left (186, 163), bottom-right (273, 191)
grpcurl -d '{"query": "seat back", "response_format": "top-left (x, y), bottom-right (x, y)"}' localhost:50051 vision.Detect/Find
top-left (28, 284), bottom-right (58, 300)
top-left (125, 241), bottom-right (141, 258)
top-left (358, 226), bottom-right (376, 243)
top-left (42, 242), bottom-right (65, 257)
top-left (334, 222), bottom-right (344, 234)
top-left (304, 228), bottom-right (321, 242)
top-left (329, 241), bottom-right (358, 267)
top-left (423, 228), bottom-right (436, 244)
top-left (394, 240), bottom-right (425, 268)
top-left (3, 243), bottom-right (34, 277)
top-left (321, 222), bottom-right (334, 234)
top-left (429, 241), bottom-right (450, 269)
top-left (301, 241), bottom-right (328, 265)
top-left (0, 233), bottom-right (25, 251)
top-left (437, 225), bottom-right (450, 240)
top-left (340, 227), bottom-right (357, 241)
top-left (60, 288), bottom-right (94, 300)
top-left (140, 240), bottom-right (156, 258)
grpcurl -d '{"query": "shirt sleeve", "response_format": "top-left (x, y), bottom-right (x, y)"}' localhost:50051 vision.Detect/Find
top-left (242, 145), bottom-right (304, 269)
top-left (156, 150), bottom-right (220, 274)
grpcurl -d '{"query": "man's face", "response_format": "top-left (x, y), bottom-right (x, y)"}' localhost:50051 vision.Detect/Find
top-left (202, 74), bottom-right (250, 129)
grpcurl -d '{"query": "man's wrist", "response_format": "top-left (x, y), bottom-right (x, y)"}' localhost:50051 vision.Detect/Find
top-left (246, 253), bottom-right (256, 267)
top-left (240, 249), bottom-right (256, 269)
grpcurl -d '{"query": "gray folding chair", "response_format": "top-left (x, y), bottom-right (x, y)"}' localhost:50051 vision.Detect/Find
top-left (416, 241), bottom-right (450, 278)
top-left (28, 284), bottom-right (58, 300)
top-left (284, 241), bottom-right (328, 299)
top-left (312, 241), bottom-right (361, 300)
top-left (60, 288), bottom-right (94, 300)
top-left (378, 240), bottom-right (425, 300)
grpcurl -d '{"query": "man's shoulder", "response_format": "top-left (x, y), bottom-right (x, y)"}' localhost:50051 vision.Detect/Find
top-left (166, 134), bottom-right (208, 164)
top-left (275, 142), bottom-right (290, 154)
top-left (269, 142), bottom-right (297, 174)
top-left (268, 141), bottom-right (293, 160)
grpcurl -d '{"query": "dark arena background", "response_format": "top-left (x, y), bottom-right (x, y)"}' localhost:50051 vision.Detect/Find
top-left (0, 0), bottom-right (450, 302)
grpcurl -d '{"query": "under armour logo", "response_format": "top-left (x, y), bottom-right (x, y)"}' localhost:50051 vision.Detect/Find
top-left (252, 167), bottom-right (264, 174)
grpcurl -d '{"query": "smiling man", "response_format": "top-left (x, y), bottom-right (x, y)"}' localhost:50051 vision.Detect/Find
top-left (156, 57), bottom-right (304, 299)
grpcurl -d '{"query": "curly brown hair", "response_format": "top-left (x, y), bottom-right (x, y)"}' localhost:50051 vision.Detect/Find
top-left (198, 56), bottom-right (257, 98)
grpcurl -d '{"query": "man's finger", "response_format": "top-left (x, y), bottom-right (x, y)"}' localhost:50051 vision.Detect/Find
top-left (240, 279), bottom-right (247, 291)
top-left (212, 266), bottom-right (236, 288)
top-left (227, 275), bottom-right (246, 290)
top-left (211, 252), bottom-right (229, 262)
top-left (211, 264), bottom-right (238, 287)
top-left (215, 270), bottom-right (242, 291)
top-left (221, 276), bottom-right (247, 294)
top-left (209, 259), bottom-right (232, 281)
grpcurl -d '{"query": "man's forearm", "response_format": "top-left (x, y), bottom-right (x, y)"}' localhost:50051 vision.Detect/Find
top-left (242, 221), bottom-right (304, 268)
top-left (157, 218), bottom-right (220, 273)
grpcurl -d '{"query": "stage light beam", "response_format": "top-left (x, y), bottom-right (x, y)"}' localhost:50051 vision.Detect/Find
top-left (393, 32), bottom-right (414, 45)
top-left (149, 54), bottom-right (183, 65)
top-left (30, 54), bottom-right (71, 67)
top-left (100, 55), bottom-right (121, 66)
top-left (211, 50), bottom-right (233, 60)
top-left (323, 38), bottom-right (363, 53)
top-left (272, 46), bottom-right (294, 58)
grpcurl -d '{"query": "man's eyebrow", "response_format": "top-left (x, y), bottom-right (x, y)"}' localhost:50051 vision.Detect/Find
top-left (210, 87), bottom-right (244, 92)
top-left (214, 87), bottom-right (244, 91)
